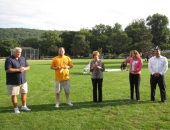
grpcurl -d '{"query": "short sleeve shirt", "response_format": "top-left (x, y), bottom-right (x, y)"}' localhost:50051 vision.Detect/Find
top-left (5, 55), bottom-right (29, 85)
top-left (50, 55), bottom-right (73, 81)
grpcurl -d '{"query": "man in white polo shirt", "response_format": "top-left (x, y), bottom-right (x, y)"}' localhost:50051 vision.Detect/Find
top-left (148, 46), bottom-right (168, 103)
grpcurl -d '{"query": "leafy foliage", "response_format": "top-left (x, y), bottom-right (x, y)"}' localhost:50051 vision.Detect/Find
top-left (146, 13), bottom-right (169, 46)
top-left (0, 39), bottom-right (20, 56)
top-left (125, 19), bottom-right (153, 52)
top-left (47, 45), bottom-right (58, 56)
top-left (1, 13), bottom-right (170, 56)
top-left (0, 28), bottom-right (46, 43)
top-left (71, 34), bottom-right (90, 56)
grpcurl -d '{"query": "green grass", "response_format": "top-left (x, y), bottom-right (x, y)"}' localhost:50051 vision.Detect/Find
top-left (0, 59), bottom-right (170, 130)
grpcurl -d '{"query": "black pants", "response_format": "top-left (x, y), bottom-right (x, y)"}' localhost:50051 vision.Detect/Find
top-left (91, 79), bottom-right (103, 102)
top-left (150, 74), bottom-right (166, 102)
top-left (129, 73), bottom-right (140, 100)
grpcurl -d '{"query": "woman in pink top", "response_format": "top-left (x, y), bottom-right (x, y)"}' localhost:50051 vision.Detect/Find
top-left (125, 50), bottom-right (143, 102)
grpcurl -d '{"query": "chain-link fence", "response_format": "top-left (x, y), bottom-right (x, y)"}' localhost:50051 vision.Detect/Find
top-left (11, 47), bottom-right (39, 60)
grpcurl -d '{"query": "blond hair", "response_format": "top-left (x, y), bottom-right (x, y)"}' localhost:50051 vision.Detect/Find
top-left (133, 50), bottom-right (141, 59)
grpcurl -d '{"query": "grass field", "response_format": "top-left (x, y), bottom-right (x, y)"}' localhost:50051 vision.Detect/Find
top-left (0, 59), bottom-right (170, 130)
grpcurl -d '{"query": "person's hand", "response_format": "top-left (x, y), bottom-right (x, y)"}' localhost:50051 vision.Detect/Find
top-left (19, 67), bottom-right (25, 73)
top-left (96, 66), bottom-right (102, 70)
top-left (130, 70), bottom-right (136, 73)
top-left (153, 73), bottom-right (160, 77)
top-left (129, 52), bottom-right (132, 57)
top-left (92, 64), bottom-right (97, 68)
top-left (55, 66), bottom-right (61, 70)
top-left (63, 66), bottom-right (70, 69)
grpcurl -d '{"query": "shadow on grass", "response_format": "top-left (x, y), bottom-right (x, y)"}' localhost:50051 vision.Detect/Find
top-left (0, 99), bottom-right (161, 113)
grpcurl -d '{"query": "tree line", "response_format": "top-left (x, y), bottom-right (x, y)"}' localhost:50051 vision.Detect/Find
top-left (0, 13), bottom-right (170, 57)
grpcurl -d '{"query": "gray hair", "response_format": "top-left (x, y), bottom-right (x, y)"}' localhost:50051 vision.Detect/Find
top-left (13, 47), bottom-right (22, 53)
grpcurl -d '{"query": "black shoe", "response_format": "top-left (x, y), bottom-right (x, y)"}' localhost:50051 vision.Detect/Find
top-left (162, 100), bottom-right (166, 103)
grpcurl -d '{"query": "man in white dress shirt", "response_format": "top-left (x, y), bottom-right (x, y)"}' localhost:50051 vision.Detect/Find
top-left (148, 46), bottom-right (168, 103)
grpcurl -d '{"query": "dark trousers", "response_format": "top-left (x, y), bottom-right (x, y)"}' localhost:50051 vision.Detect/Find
top-left (150, 74), bottom-right (166, 102)
top-left (91, 79), bottom-right (103, 102)
top-left (129, 73), bottom-right (140, 100)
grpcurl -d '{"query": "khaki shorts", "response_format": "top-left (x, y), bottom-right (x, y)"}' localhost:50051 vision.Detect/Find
top-left (7, 82), bottom-right (28, 95)
top-left (55, 80), bottom-right (71, 94)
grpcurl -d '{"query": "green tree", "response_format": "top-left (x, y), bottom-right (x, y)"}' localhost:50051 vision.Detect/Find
top-left (146, 13), bottom-right (169, 47)
top-left (113, 23), bottom-right (123, 33)
top-left (21, 38), bottom-right (39, 48)
top-left (41, 30), bottom-right (62, 55)
top-left (47, 45), bottom-right (58, 56)
top-left (0, 28), bottom-right (46, 43)
top-left (107, 31), bottom-right (132, 54)
top-left (103, 23), bottom-right (131, 54)
top-left (90, 24), bottom-right (112, 53)
top-left (97, 47), bottom-right (103, 55)
top-left (78, 29), bottom-right (92, 55)
top-left (71, 34), bottom-right (90, 56)
top-left (125, 19), bottom-right (153, 52)
top-left (0, 39), bottom-right (20, 56)
top-left (60, 31), bottom-right (78, 55)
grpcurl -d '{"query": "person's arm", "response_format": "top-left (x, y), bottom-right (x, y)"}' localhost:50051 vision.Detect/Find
top-left (24, 66), bottom-right (30, 71)
top-left (160, 57), bottom-right (168, 75)
top-left (63, 65), bottom-right (73, 69)
top-left (125, 58), bottom-right (130, 63)
top-left (101, 62), bottom-right (105, 71)
top-left (51, 66), bottom-right (60, 70)
top-left (66, 59), bottom-right (73, 69)
top-left (96, 61), bottom-right (104, 71)
top-left (6, 68), bottom-right (21, 73)
top-left (6, 66), bottom-right (30, 73)
top-left (90, 61), bottom-right (95, 72)
top-left (148, 58), bottom-right (154, 75)
top-left (50, 58), bottom-right (61, 70)
top-left (5, 58), bottom-right (29, 73)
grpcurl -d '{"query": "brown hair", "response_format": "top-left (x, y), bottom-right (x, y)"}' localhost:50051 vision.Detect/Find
top-left (92, 51), bottom-right (100, 58)
top-left (133, 50), bottom-right (141, 59)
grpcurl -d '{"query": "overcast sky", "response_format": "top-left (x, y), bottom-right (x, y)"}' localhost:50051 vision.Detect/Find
top-left (0, 0), bottom-right (169, 31)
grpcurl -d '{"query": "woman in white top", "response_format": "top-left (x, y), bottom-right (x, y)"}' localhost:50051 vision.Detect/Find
top-left (125, 50), bottom-right (143, 102)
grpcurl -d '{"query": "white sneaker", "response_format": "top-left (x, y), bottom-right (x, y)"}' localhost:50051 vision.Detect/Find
top-left (66, 102), bottom-right (73, 106)
top-left (55, 103), bottom-right (59, 108)
top-left (21, 106), bottom-right (31, 111)
top-left (14, 107), bottom-right (20, 114)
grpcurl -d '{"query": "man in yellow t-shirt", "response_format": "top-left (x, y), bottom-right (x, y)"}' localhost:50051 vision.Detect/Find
top-left (50, 47), bottom-right (73, 108)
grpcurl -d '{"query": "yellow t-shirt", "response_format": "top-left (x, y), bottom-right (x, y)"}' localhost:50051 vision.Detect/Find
top-left (51, 55), bottom-right (73, 81)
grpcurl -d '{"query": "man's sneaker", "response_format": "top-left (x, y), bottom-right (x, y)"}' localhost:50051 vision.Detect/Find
top-left (14, 107), bottom-right (20, 114)
top-left (21, 106), bottom-right (31, 111)
top-left (55, 103), bottom-right (59, 108)
top-left (66, 102), bottom-right (73, 106)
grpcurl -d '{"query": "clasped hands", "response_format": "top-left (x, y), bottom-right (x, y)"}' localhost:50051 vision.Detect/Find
top-left (153, 73), bottom-right (161, 77)
top-left (130, 70), bottom-right (136, 73)
top-left (55, 66), bottom-right (70, 70)
top-left (19, 67), bottom-right (26, 73)
top-left (92, 64), bottom-right (102, 70)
